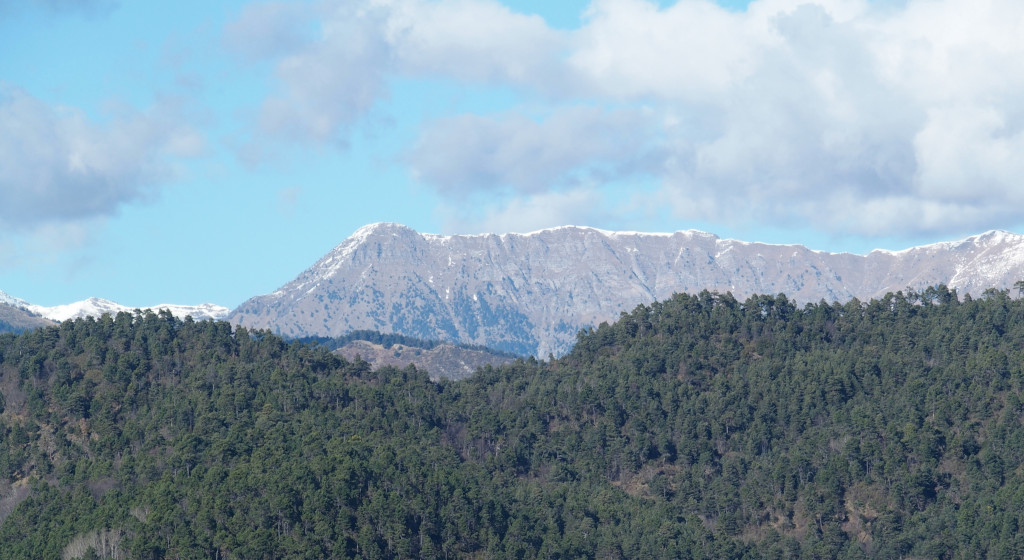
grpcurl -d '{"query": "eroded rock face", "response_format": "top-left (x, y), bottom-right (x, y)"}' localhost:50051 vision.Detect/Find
top-left (228, 223), bottom-right (1024, 357)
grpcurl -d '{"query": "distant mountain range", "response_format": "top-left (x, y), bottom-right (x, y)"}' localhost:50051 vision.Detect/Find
top-left (228, 223), bottom-right (1024, 356)
top-left (0, 289), bottom-right (228, 329)
top-left (7, 225), bottom-right (1024, 355)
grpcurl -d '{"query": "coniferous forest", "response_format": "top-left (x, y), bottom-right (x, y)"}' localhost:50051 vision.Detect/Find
top-left (3, 286), bottom-right (1024, 558)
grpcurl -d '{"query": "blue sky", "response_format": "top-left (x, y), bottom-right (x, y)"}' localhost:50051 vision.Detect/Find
top-left (2, 0), bottom-right (1024, 308)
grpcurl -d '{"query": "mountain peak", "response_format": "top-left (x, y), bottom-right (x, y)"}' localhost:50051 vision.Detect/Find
top-left (871, 229), bottom-right (1024, 256)
top-left (230, 224), bottom-right (1024, 356)
top-left (970, 229), bottom-right (1022, 245)
top-left (350, 222), bottom-right (418, 239)
top-left (0, 289), bottom-right (30, 309)
top-left (0, 293), bottom-right (231, 324)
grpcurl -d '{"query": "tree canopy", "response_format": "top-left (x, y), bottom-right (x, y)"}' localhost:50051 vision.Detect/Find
top-left (3, 287), bottom-right (1024, 558)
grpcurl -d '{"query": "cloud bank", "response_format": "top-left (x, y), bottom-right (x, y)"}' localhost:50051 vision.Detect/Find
top-left (0, 85), bottom-right (202, 231)
top-left (410, 106), bottom-right (664, 196)
top-left (231, 0), bottom-right (1024, 238)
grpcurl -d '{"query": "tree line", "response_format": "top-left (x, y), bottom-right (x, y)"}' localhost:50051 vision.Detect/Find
top-left (2, 286), bottom-right (1024, 558)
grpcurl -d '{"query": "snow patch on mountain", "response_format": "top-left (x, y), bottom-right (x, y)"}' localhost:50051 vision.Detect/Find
top-left (229, 224), bottom-right (1024, 357)
top-left (28, 298), bottom-right (129, 322)
top-left (22, 298), bottom-right (230, 322)
top-left (142, 303), bottom-right (231, 322)
top-left (0, 289), bottom-right (31, 309)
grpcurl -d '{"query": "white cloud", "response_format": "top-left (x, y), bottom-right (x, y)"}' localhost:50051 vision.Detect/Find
top-left (234, 0), bottom-right (1024, 238)
top-left (564, 0), bottom-right (1024, 236)
top-left (569, 0), bottom-right (766, 100)
top-left (409, 106), bottom-right (663, 195)
top-left (258, 7), bottom-right (392, 143)
top-left (384, 0), bottom-right (566, 86)
top-left (229, 0), bottom-right (563, 145)
top-left (0, 84), bottom-right (202, 231)
top-left (224, 2), bottom-right (317, 59)
top-left (438, 188), bottom-right (608, 234)
top-left (913, 105), bottom-right (1024, 203)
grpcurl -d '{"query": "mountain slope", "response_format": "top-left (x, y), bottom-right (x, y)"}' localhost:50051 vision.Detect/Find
top-left (228, 223), bottom-right (1024, 356)
top-left (6, 290), bottom-right (1024, 557)
top-left (0, 303), bottom-right (54, 333)
top-left (0, 290), bottom-right (31, 310)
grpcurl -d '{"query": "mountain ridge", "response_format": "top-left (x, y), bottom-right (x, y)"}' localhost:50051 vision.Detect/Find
top-left (229, 223), bottom-right (1024, 356)
top-left (0, 291), bottom-right (230, 323)
top-left (25, 298), bottom-right (231, 323)
top-left (0, 303), bottom-right (54, 333)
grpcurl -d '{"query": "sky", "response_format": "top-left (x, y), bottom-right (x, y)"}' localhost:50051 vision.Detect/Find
top-left (2, 0), bottom-right (1024, 308)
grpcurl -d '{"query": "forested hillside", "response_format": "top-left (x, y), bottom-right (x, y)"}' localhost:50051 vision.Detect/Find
top-left (3, 287), bottom-right (1024, 558)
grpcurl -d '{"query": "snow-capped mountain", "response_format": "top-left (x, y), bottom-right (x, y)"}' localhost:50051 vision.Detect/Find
top-left (0, 289), bottom-right (31, 309)
top-left (0, 291), bottom-right (54, 333)
top-left (26, 297), bottom-right (135, 322)
top-left (25, 298), bottom-right (231, 322)
top-left (228, 223), bottom-right (1024, 357)
top-left (140, 303), bottom-right (231, 322)
top-left (0, 292), bottom-right (231, 323)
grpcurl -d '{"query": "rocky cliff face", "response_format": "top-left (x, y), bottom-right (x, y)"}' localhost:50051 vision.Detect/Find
top-left (228, 223), bottom-right (1024, 356)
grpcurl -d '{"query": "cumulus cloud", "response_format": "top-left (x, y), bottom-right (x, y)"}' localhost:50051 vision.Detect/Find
top-left (234, 0), bottom-right (1024, 237)
top-left (383, 0), bottom-right (566, 86)
top-left (0, 84), bottom-right (203, 231)
top-left (569, 0), bottom-right (767, 100)
top-left (439, 188), bottom-right (609, 235)
top-left (226, 0), bottom-right (565, 145)
top-left (409, 106), bottom-right (664, 195)
top-left (224, 2), bottom-right (317, 59)
top-left (572, 0), bottom-right (1024, 236)
top-left (645, 2), bottom-right (926, 230)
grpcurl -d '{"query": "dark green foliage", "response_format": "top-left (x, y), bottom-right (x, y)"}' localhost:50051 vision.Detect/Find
top-left (299, 329), bottom-right (447, 351)
top-left (3, 288), bottom-right (1024, 558)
